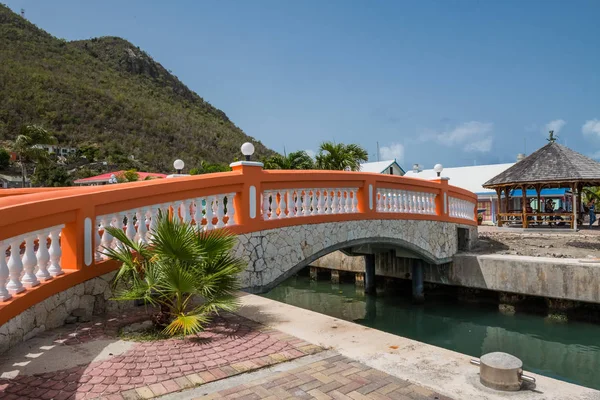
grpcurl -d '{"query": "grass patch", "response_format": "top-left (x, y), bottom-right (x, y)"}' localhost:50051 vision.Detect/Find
top-left (119, 326), bottom-right (171, 342)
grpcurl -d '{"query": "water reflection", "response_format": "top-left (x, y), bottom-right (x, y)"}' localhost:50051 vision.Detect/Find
top-left (263, 276), bottom-right (600, 390)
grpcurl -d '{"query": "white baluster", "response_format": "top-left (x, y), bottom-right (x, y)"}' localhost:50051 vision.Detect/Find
top-left (100, 216), bottom-right (114, 258)
top-left (330, 189), bottom-right (338, 214)
top-left (112, 214), bottom-right (124, 249)
top-left (172, 201), bottom-right (182, 223)
top-left (226, 193), bottom-right (236, 226)
top-left (376, 191), bottom-right (382, 212)
top-left (300, 190), bottom-right (308, 216)
top-left (0, 241), bottom-right (11, 301)
top-left (95, 218), bottom-right (102, 261)
top-left (398, 191), bottom-right (405, 213)
top-left (310, 189), bottom-right (318, 215)
top-left (339, 189), bottom-right (345, 214)
top-left (205, 196), bottom-right (215, 230)
top-left (216, 195), bottom-right (226, 228)
top-left (326, 189), bottom-right (335, 214)
top-left (294, 190), bottom-right (301, 217)
top-left (278, 191), bottom-right (287, 219)
top-left (7, 238), bottom-right (25, 294)
top-left (192, 198), bottom-right (203, 231)
top-left (125, 211), bottom-right (136, 242)
top-left (35, 230), bottom-right (51, 281)
top-left (343, 189), bottom-right (350, 213)
top-left (137, 208), bottom-right (148, 244)
top-left (352, 189), bottom-right (358, 213)
top-left (148, 206), bottom-right (160, 239)
top-left (48, 227), bottom-right (64, 277)
top-left (180, 199), bottom-right (191, 223)
top-left (21, 234), bottom-right (39, 288)
top-left (262, 191), bottom-right (271, 220)
top-left (286, 190), bottom-right (294, 217)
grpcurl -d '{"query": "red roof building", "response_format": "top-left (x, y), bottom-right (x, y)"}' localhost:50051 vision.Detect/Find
top-left (74, 171), bottom-right (167, 185)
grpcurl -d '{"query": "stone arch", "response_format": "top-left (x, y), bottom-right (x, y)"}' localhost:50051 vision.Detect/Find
top-left (235, 219), bottom-right (475, 293)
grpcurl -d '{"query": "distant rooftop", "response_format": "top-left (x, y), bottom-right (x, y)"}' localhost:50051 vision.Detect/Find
top-left (359, 160), bottom-right (405, 174)
top-left (404, 163), bottom-right (514, 195)
top-left (74, 171), bottom-right (167, 185)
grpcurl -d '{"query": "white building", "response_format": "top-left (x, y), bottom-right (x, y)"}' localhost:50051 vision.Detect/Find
top-left (405, 163), bottom-right (514, 224)
top-left (33, 144), bottom-right (77, 156)
top-left (359, 160), bottom-right (405, 176)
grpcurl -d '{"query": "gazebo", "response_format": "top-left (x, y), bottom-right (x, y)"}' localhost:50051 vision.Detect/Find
top-left (483, 137), bottom-right (600, 229)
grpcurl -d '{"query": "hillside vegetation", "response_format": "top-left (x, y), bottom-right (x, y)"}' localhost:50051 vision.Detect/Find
top-left (0, 4), bottom-right (274, 172)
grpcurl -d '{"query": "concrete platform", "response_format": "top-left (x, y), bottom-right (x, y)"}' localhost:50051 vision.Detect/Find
top-left (236, 292), bottom-right (600, 400)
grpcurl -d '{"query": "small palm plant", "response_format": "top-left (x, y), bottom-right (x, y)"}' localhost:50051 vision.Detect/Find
top-left (103, 212), bottom-right (246, 336)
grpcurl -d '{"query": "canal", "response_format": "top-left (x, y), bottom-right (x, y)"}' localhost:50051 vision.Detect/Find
top-left (262, 275), bottom-right (600, 390)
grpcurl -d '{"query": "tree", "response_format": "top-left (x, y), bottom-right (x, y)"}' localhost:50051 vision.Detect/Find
top-left (315, 141), bottom-right (368, 171)
top-left (189, 161), bottom-right (230, 175)
top-left (264, 150), bottom-right (315, 170)
top-left (103, 212), bottom-right (246, 335)
top-left (14, 125), bottom-right (57, 187)
top-left (31, 163), bottom-right (73, 187)
top-left (115, 169), bottom-right (140, 182)
top-left (0, 148), bottom-right (10, 169)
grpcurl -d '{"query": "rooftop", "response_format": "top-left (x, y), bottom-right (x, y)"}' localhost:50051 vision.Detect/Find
top-left (484, 142), bottom-right (600, 188)
top-left (74, 171), bottom-right (167, 184)
top-left (404, 163), bottom-right (514, 195)
top-left (359, 159), bottom-right (404, 174)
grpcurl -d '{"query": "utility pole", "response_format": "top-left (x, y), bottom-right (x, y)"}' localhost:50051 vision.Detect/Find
top-left (376, 142), bottom-right (380, 162)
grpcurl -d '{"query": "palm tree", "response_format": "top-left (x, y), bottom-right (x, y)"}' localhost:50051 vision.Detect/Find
top-left (14, 125), bottom-right (57, 187)
top-left (264, 150), bottom-right (315, 170)
top-left (103, 212), bottom-right (246, 336)
top-left (315, 141), bottom-right (368, 171)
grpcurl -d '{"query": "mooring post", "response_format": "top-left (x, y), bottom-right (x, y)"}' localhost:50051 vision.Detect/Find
top-left (364, 254), bottom-right (376, 295)
top-left (412, 258), bottom-right (425, 303)
top-left (310, 266), bottom-right (318, 281)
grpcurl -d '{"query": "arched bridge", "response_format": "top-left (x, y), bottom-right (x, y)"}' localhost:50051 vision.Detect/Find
top-left (0, 162), bottom-right (477, 330)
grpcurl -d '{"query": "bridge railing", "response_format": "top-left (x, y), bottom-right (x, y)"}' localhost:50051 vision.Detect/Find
top-left (0, 162), bottom-right (476, 325)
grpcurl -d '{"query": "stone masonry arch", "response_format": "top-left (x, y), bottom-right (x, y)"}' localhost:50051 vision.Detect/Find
top-left (234, 219), bottom-right (476, 292)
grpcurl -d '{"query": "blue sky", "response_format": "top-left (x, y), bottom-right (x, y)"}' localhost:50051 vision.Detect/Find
top-left (5, 0), bottom-right (600, 169)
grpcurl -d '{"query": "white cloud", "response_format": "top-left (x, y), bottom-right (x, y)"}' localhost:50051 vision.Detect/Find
top-left (465, 136), bottom-right (493, 153)
top-left (428, 121), bottom-right (494, 153)
top-left (305, 149), bottom-right (316, 159)
top-left (435, 121), bottom-right (493, 146)
top-left (583, 119), bottom-right (600, 137)
top-left (545, 119), bottom-right (566, 134)
top-left (379, 143), bottom-right (404, 162)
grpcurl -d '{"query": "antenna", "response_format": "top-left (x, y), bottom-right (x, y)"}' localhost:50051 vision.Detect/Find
top-left (376, 142), bottom-right (380, 162)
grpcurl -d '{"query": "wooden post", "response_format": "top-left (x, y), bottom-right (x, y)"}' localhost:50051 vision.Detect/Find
top-left (521, 185), bottom-right (528, 228)
top-left (535, 185), bottom-right (542, 213)
top-left (495, 188), bottom-right (502, 226)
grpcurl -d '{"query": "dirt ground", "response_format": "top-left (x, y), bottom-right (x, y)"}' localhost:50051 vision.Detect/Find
top-left (472, 226), bottom-right (600, 259)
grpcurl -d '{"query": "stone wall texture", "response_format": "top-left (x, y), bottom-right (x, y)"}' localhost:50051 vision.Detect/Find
top-left (234, 220), bottom-right (476, 292)
top-left (0, 271), bottom-right (134, 354)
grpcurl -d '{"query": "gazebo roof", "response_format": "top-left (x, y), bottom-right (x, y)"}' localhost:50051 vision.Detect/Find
top-left (483, 142), bottom-right (600, 188)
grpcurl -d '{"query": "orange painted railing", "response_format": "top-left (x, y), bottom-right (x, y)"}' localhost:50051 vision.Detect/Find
top-left (0, 162), bottom-right (477, 325)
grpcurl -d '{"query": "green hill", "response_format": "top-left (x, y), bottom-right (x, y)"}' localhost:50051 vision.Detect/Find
top-left (0, 4), bottom-right (275, 172)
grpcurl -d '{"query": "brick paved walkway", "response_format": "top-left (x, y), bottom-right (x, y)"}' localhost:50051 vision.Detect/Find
top-left (195, 354), bottom-right (451, 400)
top-left (0, 310), bottom-right (320, 400)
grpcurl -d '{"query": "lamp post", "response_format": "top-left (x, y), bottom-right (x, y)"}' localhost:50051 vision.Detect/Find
top-left (434, 164), bottom-right (444, 177)
top-left (173, 159), bottom-right (185, 174)
top-left (241, 142), bottom-right (255, 161)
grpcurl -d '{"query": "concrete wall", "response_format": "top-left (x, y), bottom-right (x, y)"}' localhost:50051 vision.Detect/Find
top-left (314, 251), bottom-right (600, 304)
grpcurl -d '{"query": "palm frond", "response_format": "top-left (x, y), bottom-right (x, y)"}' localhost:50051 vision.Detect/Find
top-left (163, 313), bottom-right (211, 336)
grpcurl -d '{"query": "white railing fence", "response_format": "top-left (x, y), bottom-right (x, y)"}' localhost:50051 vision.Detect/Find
top-left (261, 188), bottom-right (359, 220)
top-left (376, 189), bottom-right (437, 215)
top-left (448, 196), bottom-right (475, 221)
top-left (0, 224), bottom-right (65, 301)
top-left (95, 193), bottom-right (236, 261)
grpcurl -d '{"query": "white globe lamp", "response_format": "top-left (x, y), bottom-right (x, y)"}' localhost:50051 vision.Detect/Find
top-left (173, 159), bottom-right (185, 174)
top-left (241, 142), bottom-right (255, 161)
top-left (433, 163), bottom-right (444, 177)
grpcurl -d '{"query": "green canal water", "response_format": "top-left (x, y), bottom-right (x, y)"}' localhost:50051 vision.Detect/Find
top-left (262, 276), bottom-right (600, 390)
